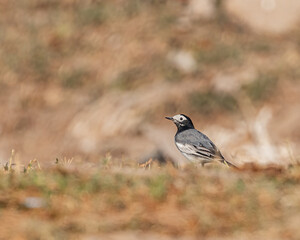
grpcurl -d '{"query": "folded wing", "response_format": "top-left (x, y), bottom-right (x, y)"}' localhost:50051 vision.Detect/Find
top-left (175, 142), bottom-right (218, 161)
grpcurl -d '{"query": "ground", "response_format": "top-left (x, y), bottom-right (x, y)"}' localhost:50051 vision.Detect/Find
top-left (0, 161), bottom-right (300, 240)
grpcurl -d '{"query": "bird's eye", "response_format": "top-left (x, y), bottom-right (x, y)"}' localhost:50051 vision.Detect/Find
top-left (180, 117), bottom-right (183, 121)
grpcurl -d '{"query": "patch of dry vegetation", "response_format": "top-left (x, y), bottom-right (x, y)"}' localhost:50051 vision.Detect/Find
top-left (0, 158), bottom-right (300, 239)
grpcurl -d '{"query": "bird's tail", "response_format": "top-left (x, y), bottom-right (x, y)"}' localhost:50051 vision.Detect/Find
top-left (221, 159), bottom-right (238, 169)
top-left (218, 152), bottom-right (238, 169)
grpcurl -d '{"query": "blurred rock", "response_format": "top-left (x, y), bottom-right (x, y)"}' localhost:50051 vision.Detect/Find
top-left (185, 0), bottom-right (216, 20)
top-left (167, 50), bottom-right (197, 74)
top-left (212, 74), bottom-right (240, 93)
top-left (23, 197), bottom-right (46, 209)
top-left (212, 67), bottom-right (256, 93)
top-left (225, 0), bottom-right (300, 34)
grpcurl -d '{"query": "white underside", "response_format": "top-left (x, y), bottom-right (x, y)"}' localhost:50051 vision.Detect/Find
top-left (175, 142), bottom-right (214, 164)
top-left (181, 152), bottom-right (212, 164)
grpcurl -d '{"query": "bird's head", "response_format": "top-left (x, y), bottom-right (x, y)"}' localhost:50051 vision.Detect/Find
top-left (165, 114), bottom-right (194, 131)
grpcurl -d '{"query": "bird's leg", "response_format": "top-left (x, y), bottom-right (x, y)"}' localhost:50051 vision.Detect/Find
top-left (201, 162), bottom-right (205, 167)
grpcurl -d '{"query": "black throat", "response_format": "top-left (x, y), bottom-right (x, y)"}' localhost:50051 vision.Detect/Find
top-left (176, 124), bottom-right (194, 134)
top-left (175, 120), bottom-right (194, 134)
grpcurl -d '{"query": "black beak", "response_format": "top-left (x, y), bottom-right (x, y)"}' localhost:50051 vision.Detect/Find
top-left (165, 116), bottom-right (173, 121)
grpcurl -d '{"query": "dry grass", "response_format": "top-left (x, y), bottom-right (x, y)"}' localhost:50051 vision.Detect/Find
top-left (0, 159), bottom-right (300, 240)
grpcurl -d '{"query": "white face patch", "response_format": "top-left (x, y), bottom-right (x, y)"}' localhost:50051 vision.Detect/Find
top-left (172, 114), bottom-right (187, 123)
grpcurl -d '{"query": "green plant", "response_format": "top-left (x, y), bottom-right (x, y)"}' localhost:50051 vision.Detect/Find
top-left (60, 68), bottom-right (90, 88)
top-left (189, 90), bottom-right (238, 114)
top-left (147, 174), bottom-right (169, 201)
top-left (111, 67), bottom-right (145, 90)
top-left (195, 44), bottom-right (241, 66)
top-left (77, 3), bottom-right (108, 26)
top-left (243, 73), bottom-right (278, 102)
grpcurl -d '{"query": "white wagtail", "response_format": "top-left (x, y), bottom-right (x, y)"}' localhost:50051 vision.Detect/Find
top-left (166, 114), bottom-right (237, 168)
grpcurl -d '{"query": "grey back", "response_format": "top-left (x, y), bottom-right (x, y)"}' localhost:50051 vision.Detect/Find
top-left (175, 129), bottom-right (217, 151)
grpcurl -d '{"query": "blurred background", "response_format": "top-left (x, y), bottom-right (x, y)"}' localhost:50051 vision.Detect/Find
top-left (1, 0), bottom-right (300, 167)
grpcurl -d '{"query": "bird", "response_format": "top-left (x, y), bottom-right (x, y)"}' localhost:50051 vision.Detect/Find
top-left (165, 114), bottom-right (237, 168)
